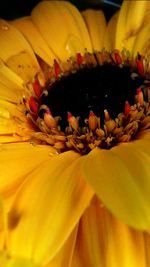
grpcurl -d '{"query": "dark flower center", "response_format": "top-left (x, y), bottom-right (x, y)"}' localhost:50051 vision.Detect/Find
top-left (26, 51), bottom-right (150, 154)
top-left (43, 64), bottom-right (144, 129)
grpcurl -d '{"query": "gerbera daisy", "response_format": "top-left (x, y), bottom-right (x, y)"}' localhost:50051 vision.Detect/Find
top-left (0, 0), bottom-right (150, 266)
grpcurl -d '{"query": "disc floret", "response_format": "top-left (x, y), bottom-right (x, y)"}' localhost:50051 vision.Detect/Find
top-left (23, 50), bottom-right (150, 154)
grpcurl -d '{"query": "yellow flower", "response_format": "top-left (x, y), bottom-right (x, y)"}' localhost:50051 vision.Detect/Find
top-left (0, 0), bottom-right (150, 266)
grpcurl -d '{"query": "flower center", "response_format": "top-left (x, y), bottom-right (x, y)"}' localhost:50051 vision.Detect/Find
top-left (43, 64), bottom-right (143, 129)
top-left (25, 51), bottom-right (150, 154)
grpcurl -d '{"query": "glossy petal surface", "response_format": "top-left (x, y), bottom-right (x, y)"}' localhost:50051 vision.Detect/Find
top-left (83, 136), bottom-right (150, 229)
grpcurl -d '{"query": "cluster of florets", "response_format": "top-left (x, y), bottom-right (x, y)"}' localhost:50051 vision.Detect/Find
top-left (23, 50), bottom-right (150, 154)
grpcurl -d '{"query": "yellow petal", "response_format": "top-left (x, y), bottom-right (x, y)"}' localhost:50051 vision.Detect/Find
top-left (31, 1), bottom-right (91, 61)
top-left (115, 0), bottom-right (130, 50)
top-left (11, 17), bottom-right (56, 66)
top-left (0, 19), bottom-right (42, 83)
top-left (0, 99), bottom-right (27, 147)
top-left (132, 23), bottom-right (150, 57)
top-left (0, 197), bottom-right (6, 250)
top-left (62, 1), bottom-right (92, 53)
top-left (45, 226), bottom-right (78, 267)
top-left (0, 98), bottom-right (25, 122)
top-left (0, 97), bottom-right (31, 144)
top-left (72, 197), bottom-right (106, 267)
top-left (0, 63), bottom-right (30, 143)
top-left (137, 129), bottom-right (150, 141)
top-left (144, 232), bottom-right (150, 266)
top-left (83, 140), bottom-right (150, 230)
top-left (0, 228), bottom-right (78, 267)
top-left (0, 143), bottom-right (56, 199)
top-left (0, 99), bottom-right (21, 123)
top-left (0, 135), bottom-right (29, 144)
top-left (0, 115), bottom-right (19, 137)
top-left (72, 196), bottom-right (147, 267)
top-left (7, 152), bottom-right (93, 265)
top-left (115, 1), bottom-right (150, 52)
top-left (0, 60), bottom-right (26, 103)
top-left (104, 10), bottom-right (119, 51)
top-left (82, 9), bottom-right (106, 51)
top-left (0, 251), bottom-right (38, 267)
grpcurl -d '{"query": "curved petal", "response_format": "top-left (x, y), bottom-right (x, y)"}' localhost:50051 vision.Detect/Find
top-left (7, 152), bottom-right (93, 265)
top-left (44, 226), bottom-right (78, 267)
top-left (0, 60), bottom-right (26, 103)
top-left (60, 1), bottom-right (92, 53)
top-left (0, 143), bottom-right (57, 199)
top-left (0, 61), bottom-right (33, 143)
top-left (0, 19), bottom-right (43, 83)
top-left (104, 10), bottom-right (119, 51)
top-left (0, 197), bottom-right (6, 250)
top-left (83, 139), bottom-right (150, 230)
top-left (71, 196), bottom-right (147, 267)
top-left (137, 130), bottom-right (150, 141)
top-left (72, 197), bottom-right (106, 267)
top-left (132, 23), bottom-right (150, 57)
top-left (11, 17), bottom-right (56, 67)
top-left (115, 0), bottom-right (131, 50)
top-left (82, 9), bottom-right (106, 51)
top-left (115, 1), bottom-right (150, 52)
top-left (0, 97), bottom-right (34, 146)
top-left (0, 226), bottom-right (78, 267)
top-left (0, 100), bottom-right (23, 137)
top-left (0, 251), bottom-right (38, 267)
top-left (144, 232), bottom-right (150, 266)
top-left (0, 59), bottom-right (29, 140)
top-left (31, 1), bottom-right (92, 62)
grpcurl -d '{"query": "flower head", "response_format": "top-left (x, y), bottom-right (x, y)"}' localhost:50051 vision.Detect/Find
top-left (0, 0), bottom-right (150, 266)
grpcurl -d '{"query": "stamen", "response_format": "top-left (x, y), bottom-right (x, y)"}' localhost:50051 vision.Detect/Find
top-left (33, 78), bottom-right (42, 98)
top-left (114, 52), bottom-right (122, 65)
top-left (44, 108), bottom-right (58, 129)
top-left (29, 96), bottom-right (39, 114)
top-left (67, 112), bottom-right (79, 132)
top-left (54, 59), bottom-right (61, 79)
top-left (24, 50), bottom-right (150, 155)
top-left (137, 88), bottom-right (144, 106)
top-left (136, 55), bottom-right (145, 77)
top-left (105, 118), bottom-right (116, 133)
top-left (77, 53), bottom-right (84, 66)
top-left (104, 109), bottom-right (110, 121)
top-left (124, 101), bottom-right (131, 115)
top-left (88, 111), bottom-right (98, 131)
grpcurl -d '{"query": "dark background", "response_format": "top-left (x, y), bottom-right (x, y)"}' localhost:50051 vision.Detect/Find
top-left (0, 0), bottom-right (123, 20)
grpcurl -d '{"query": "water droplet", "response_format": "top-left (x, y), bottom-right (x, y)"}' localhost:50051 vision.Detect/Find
top-left (65, 34), bottom-right (84, 57)
top-left (49, 151), bottom-right (59, 156)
